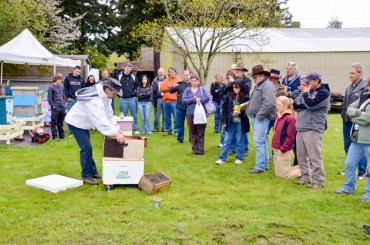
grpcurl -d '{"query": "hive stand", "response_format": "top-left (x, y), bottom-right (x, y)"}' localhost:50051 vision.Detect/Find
top-left (0, 121), bottom-right (25, 145)
top-left (14, 114), bottom-right (44, 130)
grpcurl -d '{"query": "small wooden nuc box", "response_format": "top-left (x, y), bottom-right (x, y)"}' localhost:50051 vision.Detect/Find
top-left (138, 172), bottom-right (172, 194)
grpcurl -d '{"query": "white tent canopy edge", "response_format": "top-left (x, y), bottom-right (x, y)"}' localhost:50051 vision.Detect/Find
top-left (0, 28), bottom-right (81, 85)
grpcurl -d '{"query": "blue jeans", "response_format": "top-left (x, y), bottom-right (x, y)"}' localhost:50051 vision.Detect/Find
top-left (363, 177), bottom-right (370, 199)
top-left (341, 142), bottom-right (370, 193)
top-left (176, 108), bottom-right (186, 142)
top-left (154, 98), bottom-right (166, 131)
top-left (138, 102), bottom-right (152, 134)
top-left (252, 117), bottom-right (270, 170)
top-left (221, 127), bottom-right (237, 151)
top-left (218, 122), bottom-right (244, 161)
top-left (119, 97), bottom-right (138, 131)
top-left (163, 101), bottom-right (177, 135)
top-left (68, 124), bottom-right (98, 179)
top-left (213, 101), bottom-right (221, 133)
top-left (111, 99), bottom-right (115, 113)
top-left (343, 121), bottom-right (367, 175)
top-left (67, 98), bottom-right (77, 111)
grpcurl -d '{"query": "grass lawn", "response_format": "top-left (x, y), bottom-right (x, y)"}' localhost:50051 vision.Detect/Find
top-left (0, 113), bottom-right (369, 244)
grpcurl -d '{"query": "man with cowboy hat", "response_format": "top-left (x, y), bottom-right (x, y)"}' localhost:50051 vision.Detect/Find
top-left (247, 65), bottom-right (276, 174)
top-left (234, 63), bottom-right (251, 93)
top-left (65, 78), bottom-right (126, 185)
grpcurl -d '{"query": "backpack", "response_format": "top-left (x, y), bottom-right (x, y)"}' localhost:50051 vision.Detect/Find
top-left (31, 126), bottom-right (50, 144)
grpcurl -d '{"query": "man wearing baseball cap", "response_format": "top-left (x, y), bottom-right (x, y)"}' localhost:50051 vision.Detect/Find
top-left (293, 72), bottom-right (330, 189)
top-left (65, 78), bottom-right (126, 185)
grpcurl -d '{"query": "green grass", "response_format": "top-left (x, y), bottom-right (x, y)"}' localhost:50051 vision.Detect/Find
top-left (0, 113), bottom-right (369, 244)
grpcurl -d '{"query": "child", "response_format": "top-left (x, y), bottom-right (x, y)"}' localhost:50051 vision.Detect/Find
top-left (272, 96), bottom-right (301, 179)
top-left (48, 73), bottom-right (66, 140)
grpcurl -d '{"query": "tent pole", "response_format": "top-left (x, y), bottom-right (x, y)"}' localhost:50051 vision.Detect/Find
top-left (53, 57), bottom-right (56, 75)
top-left (0, 62), bottom-right (3, 85)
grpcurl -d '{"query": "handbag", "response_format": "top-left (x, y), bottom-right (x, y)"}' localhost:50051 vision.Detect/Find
top-left (193, 102), bottom-right (207, 124)
top-left (200, 87), bottom-right (216, 116)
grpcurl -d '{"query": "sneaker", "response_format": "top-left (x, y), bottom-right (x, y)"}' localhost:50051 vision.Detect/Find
top-left (249, 168), bottom-right (265, 174)
top-left (363, 225), bottom-right (370, 234)
top-left (292, 179), bottom-right (311, 185)
top-left (335, 189), bottom-right (352, 194)
top-left (358, 175), bottom-right (365, 180)
top-left (215, 159), bottom-right (225, 165)
top-left (307, 184), bottom-right (324, 189)
top-left (134, 131), bottom-right (140, 135)
top-left (337, 171), bottom-right (345, 175)
top-left (234, 159), bottom-right (242, 164)
top-left (359, 196), bottom-right (370, 202)
top-left (217, 143), bottom-right (222, 148)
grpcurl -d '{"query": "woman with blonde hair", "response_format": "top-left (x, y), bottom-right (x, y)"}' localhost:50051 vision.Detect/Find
top-left (272, 96), bottom-right (301, 179)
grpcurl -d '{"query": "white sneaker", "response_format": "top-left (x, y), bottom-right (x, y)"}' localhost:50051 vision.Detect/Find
top-left (235, 159), bottom-right (242, 164)
top-left (134, 131), bottom-right (140, 135)
top-left (215, 159), bottom-right (225, 165)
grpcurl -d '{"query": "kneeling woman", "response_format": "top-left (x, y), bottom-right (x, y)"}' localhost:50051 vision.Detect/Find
top-left (182, 74), bottom-right (209, 155)
top-left (272, 96), bottom-right (301, 179)
top-left (215, 79), bottom-right (249, 165)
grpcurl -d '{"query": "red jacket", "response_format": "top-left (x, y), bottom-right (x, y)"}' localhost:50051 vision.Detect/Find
top-left (272, 112), bottom-right (296, 152)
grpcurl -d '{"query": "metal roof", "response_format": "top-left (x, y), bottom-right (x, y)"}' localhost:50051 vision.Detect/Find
top-left (165, 27), bottom-right (370, 53)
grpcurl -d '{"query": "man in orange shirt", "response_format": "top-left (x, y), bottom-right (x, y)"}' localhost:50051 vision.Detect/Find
top-left (160, 67), bottom-right (181, 135)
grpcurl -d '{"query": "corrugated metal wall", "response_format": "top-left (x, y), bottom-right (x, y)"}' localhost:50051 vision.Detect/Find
top-left (162, 49), bottom-right (370, 94)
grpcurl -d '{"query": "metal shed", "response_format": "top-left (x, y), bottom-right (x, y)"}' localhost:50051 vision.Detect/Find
top-left (160, 27), bottom-right (370, 93)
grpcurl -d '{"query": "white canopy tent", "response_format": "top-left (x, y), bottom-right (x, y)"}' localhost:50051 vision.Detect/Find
top-left (0, 28), bottom-right (81, 84)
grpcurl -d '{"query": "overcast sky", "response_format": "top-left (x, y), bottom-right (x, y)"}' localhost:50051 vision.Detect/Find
top-left (286, 0), bottom-right (370, 28)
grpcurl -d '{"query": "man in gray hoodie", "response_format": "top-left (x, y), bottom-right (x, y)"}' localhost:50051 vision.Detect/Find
top-left (247, 65), bottom-right (276, 174)
top-left (293, 72), bottom-right (330, 189)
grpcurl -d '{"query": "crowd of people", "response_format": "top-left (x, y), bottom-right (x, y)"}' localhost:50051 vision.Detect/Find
top-left (47, 62), bottom-right (370, 204)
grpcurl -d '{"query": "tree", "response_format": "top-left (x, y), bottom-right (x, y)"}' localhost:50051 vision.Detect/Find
top-left (133, 0), bottom-right (292, 81)
top-left (114, 0), bottom-right (167, 59)
top-left (327, 17), bottom-right (343, 29)
top-left (0, 0), bottom-right (81, 53)
top-left (60, 0), bottom-right (119, 55)
top-left (82, 45), bottom-right (108, 69)
top-left (41, 0), bottom-right (82, 53)
top-left (0, 0), bottom-right (45, 46)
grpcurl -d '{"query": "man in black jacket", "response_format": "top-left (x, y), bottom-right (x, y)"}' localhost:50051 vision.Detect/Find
top-left (64, 65), bottom-right (85, 112)
top-left (118, 63), bottom-right (139, 135)
top-left (169, 69), bottom-right (192, 143)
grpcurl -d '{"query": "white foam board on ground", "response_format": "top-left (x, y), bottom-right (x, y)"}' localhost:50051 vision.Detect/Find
top-left (26, 174), bottom-right (83, 193)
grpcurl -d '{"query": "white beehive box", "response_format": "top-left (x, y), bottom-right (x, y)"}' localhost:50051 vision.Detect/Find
top-left (103, 159), bottom-right (144, 185)
top-left (26, 174), bottom-right (83, 193)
